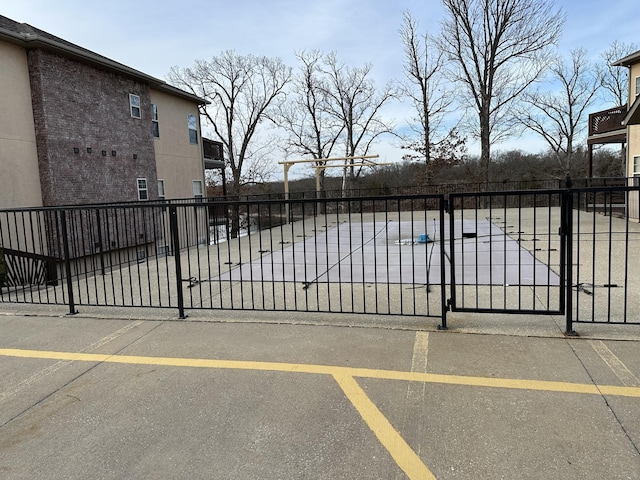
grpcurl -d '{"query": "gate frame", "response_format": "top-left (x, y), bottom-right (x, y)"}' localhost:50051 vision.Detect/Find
top-left (445, 189), bottom-right (570, 330)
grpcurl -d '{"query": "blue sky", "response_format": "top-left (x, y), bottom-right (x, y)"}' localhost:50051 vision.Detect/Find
top-left (2, 0), bottom-right (638, 168)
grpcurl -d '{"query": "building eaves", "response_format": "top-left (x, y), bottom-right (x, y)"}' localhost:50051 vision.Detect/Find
top-left (612, 49), bottom-right (640, 67)
top-left (154, 83), bottom-right (209, 105)
top-left (623, 94), bottom-right (640, 126)
top-left (0, 15), bottom-right (207, 105)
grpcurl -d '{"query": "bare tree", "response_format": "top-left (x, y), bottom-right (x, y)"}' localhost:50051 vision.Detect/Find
top-left (276, 50), bottom-right (344, 192)
top-left (438, 0), bottom-right (565, 185)
top-left (321, 52), bottom-right (397, 192)
top-left (399, 11), bottom-right (457, 184)
top-left (168, 51), bottom-right (291, 196)
top-left (597, 40), bottom-right (638, 107)
top-left (518, 49), bottom-right (601, 175)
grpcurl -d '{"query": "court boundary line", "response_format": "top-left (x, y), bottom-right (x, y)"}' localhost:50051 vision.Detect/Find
top-left (4, 347), bottom-right (640, 480)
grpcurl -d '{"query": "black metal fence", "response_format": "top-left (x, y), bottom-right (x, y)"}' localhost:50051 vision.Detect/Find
top-left (0, 195), bottom-right (447, 321)
top-left (1, 184), bottom-right (639, 333)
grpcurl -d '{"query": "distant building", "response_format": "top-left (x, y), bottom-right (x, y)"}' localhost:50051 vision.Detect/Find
top-left (587, 48), bottom-right (640, 219)
top-left (0, 14), bottom-right (209, 208)
top-left (612, 50), bottom-right (640, 181)
top-left (0, 15), bottom-right (225, 286)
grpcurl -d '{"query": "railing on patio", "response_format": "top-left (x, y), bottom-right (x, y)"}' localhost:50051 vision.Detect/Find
top-left (1, 184), bottom-right (639, 333)
top-left (0, 195), bottom-right (448, 322)
top-left (588, 106), bottom-right (627, 138)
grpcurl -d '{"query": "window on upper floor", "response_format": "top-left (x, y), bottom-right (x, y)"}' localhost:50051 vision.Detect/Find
top-left (635, 76), bottom-right (640, 97)
top-left (137, 178), bottom-right (148, 200)
top-left (188, 114), bottom-right (198, 144)
top-left (152, 104), bottom-right (159, 137)
top-left (130, 94), bottom-right (141, 118)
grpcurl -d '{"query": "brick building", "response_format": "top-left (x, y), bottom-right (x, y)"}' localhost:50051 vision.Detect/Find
top-left (0, 15), bottom-right (209, 208)
top-left (0, 15), bottom-right (224, 284)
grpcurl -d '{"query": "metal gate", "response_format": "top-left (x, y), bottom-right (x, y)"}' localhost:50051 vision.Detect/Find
top-left (445, 186), bottom-right (640, 334)
top-left (446, 190), bottom-right (568, 321)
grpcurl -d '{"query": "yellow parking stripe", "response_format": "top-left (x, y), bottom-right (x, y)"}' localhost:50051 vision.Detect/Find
top-left (333, 373), bottom-right (435, 480)
top-left (2, 348), bottom-right (640, 398)
top-left (4, 346), bottom-right (640, 480)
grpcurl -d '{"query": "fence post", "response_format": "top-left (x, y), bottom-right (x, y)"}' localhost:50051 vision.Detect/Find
top-left (169, 205), bottom-right (186, 319)
top-left (59, 210), bottom-right (78, 315)
top-left (438, 196), bottom-right (448, 330)
top-left (563, 189), bottom-right (576, 336)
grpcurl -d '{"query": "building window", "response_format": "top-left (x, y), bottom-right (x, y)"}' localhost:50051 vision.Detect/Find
top-left (137, 178), bottom-right (148, 200)
top-left (633, 156), bottom-right (640, 185)
top-left (188, 114), bottom-right (198, 144)
top-left (635, 77), bottom-right (640, 97)
top-left (130, 94), bottom-right (141, 118)
top-left (193, 180), bottom-right (203, 201)
top-left (152, 104), bottom-right (159, 137)
top-left (157, 179), bottom-right (165, 199)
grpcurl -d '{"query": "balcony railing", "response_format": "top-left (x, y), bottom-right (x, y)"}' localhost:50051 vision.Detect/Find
top-left (588, 106), bottom-right (627, 140)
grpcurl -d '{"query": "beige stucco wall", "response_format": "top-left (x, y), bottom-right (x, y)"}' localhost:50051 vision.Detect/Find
top-left (630, 63), bottom-right (640, 104)
top-left (626, 63), bottom-right (640, 219)
top-left (150, 89), bottom-right (205, 200)
top-left (628, 125), bottom-right (640, 173)
top-left (0, 41), bottom-right (43, 208)
top-left (628, 124), bottom-right (640, 219)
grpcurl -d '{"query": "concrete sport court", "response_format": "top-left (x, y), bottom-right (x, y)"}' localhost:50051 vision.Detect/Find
top-left (216, 219), bottom-right (560, 287)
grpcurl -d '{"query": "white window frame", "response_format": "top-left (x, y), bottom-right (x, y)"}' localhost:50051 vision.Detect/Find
top-left (635, 76), bottom-right (640, 97)
top-left (152, 104), bottom-right (159, 137)
top-left (633, 156), bottom-right (640, 186)
top-left (130, 94), bottom-right (141, 119)
top-left (157, 179), bottom-right (165, 199)
top-left (188, 114), bottom-right (198, 144)
top-left (193, 180), bottom-right (203, 201)
top-left (137, 178), bottom-right (148, 201)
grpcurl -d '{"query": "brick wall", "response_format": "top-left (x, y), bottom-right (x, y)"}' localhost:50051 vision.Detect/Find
top-left (27, 49), bottom-right (158, 206)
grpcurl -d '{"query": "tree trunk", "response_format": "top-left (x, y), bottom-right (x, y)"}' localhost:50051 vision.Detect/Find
top-left (229, 169), bottom-right (242, 239)
top-left (479, 105), bottom-right (491, 190)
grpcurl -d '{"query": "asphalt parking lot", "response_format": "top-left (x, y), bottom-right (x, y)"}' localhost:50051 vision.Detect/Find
top-left (1, 309), bottom-right (639, 479)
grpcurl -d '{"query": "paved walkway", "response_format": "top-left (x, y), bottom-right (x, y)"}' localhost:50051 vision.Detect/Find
top-left (1, 308), bottom-right (639, 479)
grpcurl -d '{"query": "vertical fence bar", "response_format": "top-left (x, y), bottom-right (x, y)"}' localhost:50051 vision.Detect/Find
top-left (59, 210), bottom-right (77, 315)
top-left (439, 196), bottom-right (448, 329)
top-left (606, 191), bottom-right (613, 322)
top-left (623, 189), bottom-right (630, 323)
top-left (448, 195), bottom-right (457, 312)
top-left (563, 191), bottom-right (575, 335)
top-left (169, 206), bottom-right (186, 319)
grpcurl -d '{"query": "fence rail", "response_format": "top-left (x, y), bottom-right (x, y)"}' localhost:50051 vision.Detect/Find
top-left (0, 195), bottom-right (447, 321)
top-left (1, 184), bottom-right (639, 333)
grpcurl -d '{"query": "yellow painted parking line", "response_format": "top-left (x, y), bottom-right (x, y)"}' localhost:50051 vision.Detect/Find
top-left (334, 373), bottom-right (435, 480)
top-left (2, 348), bottom-right (640, 398)
top-left (4, 346), bottom-right (640, 480)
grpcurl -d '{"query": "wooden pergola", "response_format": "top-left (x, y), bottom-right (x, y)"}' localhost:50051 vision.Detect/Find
top-left (278, 154), bottom-right (393, 197)
top-left (277, 154), bottom-right (393, 223)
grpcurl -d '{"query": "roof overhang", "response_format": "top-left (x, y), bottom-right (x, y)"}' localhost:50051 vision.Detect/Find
top-left (623, 95), bottom-right (640, 126)
top-left (0, 24), bottom-right (207, 105)
top-left (612, 49), bottom-right (640, 67)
